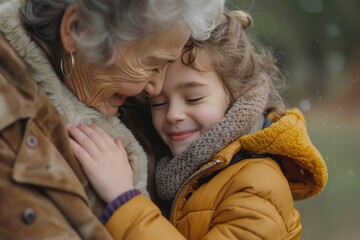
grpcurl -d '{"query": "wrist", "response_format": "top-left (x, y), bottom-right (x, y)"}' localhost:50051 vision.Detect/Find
top-left (99, 188), bottom-right (141, 224)
top-left (105, 183), bottom-right (135, 204)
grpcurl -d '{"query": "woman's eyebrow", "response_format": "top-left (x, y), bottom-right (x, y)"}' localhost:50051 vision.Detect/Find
top-left (149, 56), bottom-right (176, 64)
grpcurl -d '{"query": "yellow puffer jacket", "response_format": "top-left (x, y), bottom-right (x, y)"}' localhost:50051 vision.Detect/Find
top-left (105, 109), bottom-right (327, 240)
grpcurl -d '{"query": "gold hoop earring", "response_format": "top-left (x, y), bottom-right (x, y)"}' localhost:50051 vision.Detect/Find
top-left (60, 52), bottom-right (75, 78)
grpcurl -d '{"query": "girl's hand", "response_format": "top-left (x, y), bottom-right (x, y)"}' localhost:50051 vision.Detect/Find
top-left (66, 123), bottom-right (134, 204)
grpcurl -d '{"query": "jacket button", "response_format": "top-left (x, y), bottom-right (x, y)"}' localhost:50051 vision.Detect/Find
top-left (22, 208), bottom-right (36, 224)
top-left (26, 135), bottom-right (38, 148)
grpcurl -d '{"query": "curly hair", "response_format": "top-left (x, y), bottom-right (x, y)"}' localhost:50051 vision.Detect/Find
top-left (181, 10), bottom-right (287, 117)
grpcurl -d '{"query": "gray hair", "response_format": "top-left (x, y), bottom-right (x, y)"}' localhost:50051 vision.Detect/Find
top-left (21, 0), bottom-right (224, 64)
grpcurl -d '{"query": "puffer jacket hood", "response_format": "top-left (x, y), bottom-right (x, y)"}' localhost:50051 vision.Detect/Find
top-left (237, 108), bottom-right (327, 200)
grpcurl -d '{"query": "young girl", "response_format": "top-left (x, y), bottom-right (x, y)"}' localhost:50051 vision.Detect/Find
top-left (67, 10), bottom-right (328, 240)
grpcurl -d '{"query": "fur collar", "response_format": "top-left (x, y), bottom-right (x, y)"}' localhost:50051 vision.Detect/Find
top-left (0, 0), bottom-right (148, 195)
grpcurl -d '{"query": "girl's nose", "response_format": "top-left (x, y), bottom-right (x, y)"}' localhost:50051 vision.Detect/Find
top-left (166, 103), bottom-right (186, 123)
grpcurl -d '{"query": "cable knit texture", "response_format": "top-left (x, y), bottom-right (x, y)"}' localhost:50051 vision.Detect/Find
top-left (155, 81), bottom-right (270, 200)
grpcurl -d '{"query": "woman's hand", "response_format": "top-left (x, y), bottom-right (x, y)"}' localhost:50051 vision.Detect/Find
top-left (66, 123), bottom-right (134, 204)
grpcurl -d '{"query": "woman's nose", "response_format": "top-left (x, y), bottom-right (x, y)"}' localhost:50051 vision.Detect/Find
top-left (143, 75), bottom-right (165, 97)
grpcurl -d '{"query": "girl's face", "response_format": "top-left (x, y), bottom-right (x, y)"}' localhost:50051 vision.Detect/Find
top-left (149, 56), bottom-right (230, 156)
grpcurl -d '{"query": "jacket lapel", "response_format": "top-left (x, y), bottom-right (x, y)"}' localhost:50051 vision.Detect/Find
top-left (12, 119), bottom-right (89, 204)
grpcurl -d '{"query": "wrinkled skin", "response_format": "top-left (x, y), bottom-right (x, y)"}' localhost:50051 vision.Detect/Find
top-left (65, 23), bottom-right (190, 116)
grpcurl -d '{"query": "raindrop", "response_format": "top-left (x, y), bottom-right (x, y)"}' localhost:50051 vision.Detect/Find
top-left (296, 0), bottom-right (324, 13)
top-left (326, 23), bottom-right (340, 38)
top-left (299, 99), bottom-right (311, 111)
top-left (339, 107), bottom-right (342, 111)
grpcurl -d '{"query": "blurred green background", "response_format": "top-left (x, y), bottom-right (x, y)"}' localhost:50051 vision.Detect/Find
top-left (227, 0), bottom-right (360, 239)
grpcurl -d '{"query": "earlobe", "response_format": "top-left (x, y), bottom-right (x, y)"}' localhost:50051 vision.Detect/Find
top-left (60, 4), bottom-right (79, 53)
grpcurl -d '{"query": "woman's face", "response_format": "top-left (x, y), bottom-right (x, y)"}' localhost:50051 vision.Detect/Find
top-left (66, 23), bottom-right (190, 116)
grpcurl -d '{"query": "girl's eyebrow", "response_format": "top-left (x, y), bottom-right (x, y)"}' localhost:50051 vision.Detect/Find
top-left (177, 81), bottom-right (208, 90)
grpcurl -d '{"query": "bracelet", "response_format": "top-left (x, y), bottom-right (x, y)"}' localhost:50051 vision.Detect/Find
top-left (99, 189), bottom-right (141, 224)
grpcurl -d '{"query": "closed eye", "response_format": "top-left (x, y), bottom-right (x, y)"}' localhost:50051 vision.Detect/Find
top-left (150, 63), bottom-right (169, 75)
top-left (186, 97), bottom-right (204, 104)
top-left (150, 102), bottom-right (167, 108)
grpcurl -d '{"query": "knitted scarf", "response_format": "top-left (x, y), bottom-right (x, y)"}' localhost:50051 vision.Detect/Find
top-left (155, 81), bottom-right (270, 201)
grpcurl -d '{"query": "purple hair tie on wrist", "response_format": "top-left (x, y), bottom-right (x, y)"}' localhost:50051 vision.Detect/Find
top-left (99, 189), bottom-right (141, 224)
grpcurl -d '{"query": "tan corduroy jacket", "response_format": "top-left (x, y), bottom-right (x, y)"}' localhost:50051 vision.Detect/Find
top-left (105, 109), bottom-right (327, 240)
top-left (0, 0), bottom-right (148, 238)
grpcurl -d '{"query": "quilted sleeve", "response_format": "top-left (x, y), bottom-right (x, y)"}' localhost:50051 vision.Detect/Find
top-left (105, 195), bottom-right (186, 240)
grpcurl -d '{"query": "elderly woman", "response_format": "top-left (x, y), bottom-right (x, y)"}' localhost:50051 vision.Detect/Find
top-left (0, 0), bottom-right (224, 238)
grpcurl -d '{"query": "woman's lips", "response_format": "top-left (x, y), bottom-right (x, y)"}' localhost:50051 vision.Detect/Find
top-left (168, 130), bottom-right (195, 141)
top-left (113, 94), bottom-right (126, 106)
top-left (118, 97), bottom-right (126, 105)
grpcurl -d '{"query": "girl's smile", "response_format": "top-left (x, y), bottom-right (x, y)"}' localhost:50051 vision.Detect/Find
top-left (168, 130), bottom-right (197, 141)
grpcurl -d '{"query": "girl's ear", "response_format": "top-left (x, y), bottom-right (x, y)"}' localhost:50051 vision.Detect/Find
top-left (60, 4), bottom-right (79, 53)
